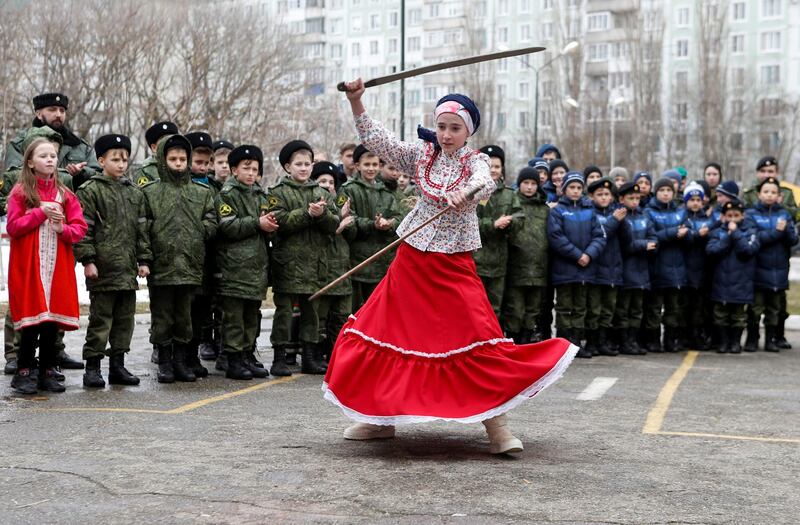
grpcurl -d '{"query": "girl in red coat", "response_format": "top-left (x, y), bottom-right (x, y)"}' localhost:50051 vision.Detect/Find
top-left (7, 137), bottom-right (87, 394)
top-left (323, 79), bottom-right (578, 455)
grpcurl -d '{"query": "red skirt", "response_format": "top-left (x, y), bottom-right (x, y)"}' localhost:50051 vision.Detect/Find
top-left (322, 242), bottom-right (577, 425)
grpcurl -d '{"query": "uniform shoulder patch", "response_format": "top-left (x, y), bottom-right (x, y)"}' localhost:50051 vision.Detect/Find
top-left (136, 175), bottom-right (151, 187)
top-left (0, 179), bottom-right (4, 190)
top-left (336, 194), bottom-right (348, 207)
top-left (218, 203), bottom-right (233, 217)
top-left (267, 195), bottom-right (280, 210)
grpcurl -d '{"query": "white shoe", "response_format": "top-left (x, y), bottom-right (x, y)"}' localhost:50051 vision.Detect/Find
top-left (343, 423), bottom-right (396, 440)
top-left (483, 415), bottom-right (524, 455)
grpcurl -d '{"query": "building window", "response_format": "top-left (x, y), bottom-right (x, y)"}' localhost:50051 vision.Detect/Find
top-left (541, 22), bottom-right (553, 40)
top-left (760, 31), bottom-right (781, 52)
top-left (732, 67), bottom-right (745, 87)
top-left (519, 82), bottom-right (530, 98)
top-left (569, 19), bottom-right (581, 37)
top-left (330, 44), bottom-right (343, 59)
top-left (519, 111), bottom-right (530, 129)
top-left (330, 18), bottom-right (343, 34)
top-left (428, 3), bottom-right (439, 17)
top-left (587, 12), bottom-right (610, 32)
top-left (588, 43), bottom-right (609, 62)
top-left (520, 0), bottom-right (531, 13)
top-left (761, 0), bottom-right (781, 17)
top-left (520, 24), bottom-right (531, 41)
top-left (731, 99), bottom-right (744, 118)
top-left (761, 131), bottom-right (780, 150)
top-left (497, 27), bottom-right (509, 43)
top-left (761, 64), bottom-right (781, 84)
top-left (389, 11), bottom-right (398, 27)
top-left (676, 133), bottom-right (687, 152)
top-left (369, 14), bottom-right (380, 30)
top-left (388, 38), bottom-right (398, 54)
top-left (676, 7), bottom-right (690, 26)
top-left (351, 42), bottom-right (361, 57)
top-left (731, 34), bottom-right (745, 53)
top-left (424, 87), bottom-right (437, 101)
top-left (498, 0), bottom-right (509, 15)
top-left (675, 102), bottom-right (688, 121)
top-left (498, 58), bottom-right (509, 72)
top-left (497, 84), bottom-right (507, 99)
top-left (761, 98), bottom-right (783, 116)
top-left (408, 90), bottom-right (420, 106)
top-left (351, 16), bottom-right (362, 31)
top-left (497, 112), bottom-right (507, 130)
top-left (729, 133), bottom-right (743, 152)
top-left (543, 0), bottom-right (554, 9)
top-left (407, 36), bottom-right (420, 52)
top-left (408, 8), bottom-right (421, 25)
top-left (370, 41), bottom-right (379, 55)
top-left (443, 29), bottom-right (462, 45)
top-left (676, 39), bottom-right (689, 58)
top-left (732, 2), bottom-right (746, 20)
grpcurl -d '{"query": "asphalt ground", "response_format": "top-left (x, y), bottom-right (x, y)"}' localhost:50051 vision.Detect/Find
top-left (1, 319), bottom-right (798, 524)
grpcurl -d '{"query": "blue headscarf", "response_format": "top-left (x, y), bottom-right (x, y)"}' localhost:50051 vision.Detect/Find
top-left (417, 94), bottom-right (481, 148)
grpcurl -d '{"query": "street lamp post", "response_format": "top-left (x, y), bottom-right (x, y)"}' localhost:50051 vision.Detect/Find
top-left (532, 41), bottom-right (579, 149)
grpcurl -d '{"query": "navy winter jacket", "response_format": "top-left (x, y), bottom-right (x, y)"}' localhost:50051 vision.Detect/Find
top-left (546, 195), bottom-right (607, 286)
top-left (645, 199), bottom-right (689, 289)
top-left (746, 202), bottom-right (799, 291)
top-left (541, 180), bottom-right (558, 203)
top-left (706, 220), bottom-right (760, 304)
top-left (683, 208), bottom-right (717, 288)
top-left (618, 206), bottom-right (657, 289)
top-left (592, 203), bottom-right (624, 286)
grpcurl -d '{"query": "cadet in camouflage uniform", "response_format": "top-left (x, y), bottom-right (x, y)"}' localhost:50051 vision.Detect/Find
top-left (132, 121), bottom-right (179, 188)
top-left (339, 145), bottom-right (401, 310)
top-left (214, 145), bottom-right (277, 380)
top-left (2, 126), bottom-right (77, 375)
top-left (474, 145), bottom-right (523, 320)
top-left (141, 134), bottom-right (217, 383)
top-left (741, 156), bottom-right (798, 351)
top-left (503, 167), bottom-right (549, 344)
top-left (312, 161), bottom-right (356, 363)
top-left (269, 140), bottom-right (340, 375)
top-left (75, 134), bottom-right (151, 388)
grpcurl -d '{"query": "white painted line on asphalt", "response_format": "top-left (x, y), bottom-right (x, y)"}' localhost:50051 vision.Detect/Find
top-left (577, 377), bottom-right (618, 401)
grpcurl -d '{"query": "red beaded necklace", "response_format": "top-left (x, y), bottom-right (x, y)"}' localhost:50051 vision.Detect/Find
top-left (414, 144), bottom-right (477, 203)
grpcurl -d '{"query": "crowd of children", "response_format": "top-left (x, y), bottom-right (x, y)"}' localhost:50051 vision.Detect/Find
top-left (2, 92), bottom-right (797, 395)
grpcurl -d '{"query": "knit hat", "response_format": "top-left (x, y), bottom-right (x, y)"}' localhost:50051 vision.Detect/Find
top-left (549, 159), bottom-right (569, 175)
top-left (516, 167), bottom-right (539, 187)
top-left (617, 181), bottom-right (640, 197)
top-left (694, 180), bottom-right (711, 197)
top-left (561, 171), bottom-right (585, 192)
top-left (683, 182), bottom-right (705, 202)
top-left (583, 165), bottom-right (603, 179)
top-left (633, 171), bottom-right (652, 185)
top-left (662, 169), bottom-right (682, 186)
top-left (716, 180), bottom-right (739, 199)
top-left (675, 166), bottom-right (688, 179)
top-left (609, 166), bottom-right (629, 182)
top-left (587, 177), bottom-right (615, 195)
top-left (654, 177), bottom-right (675, 195)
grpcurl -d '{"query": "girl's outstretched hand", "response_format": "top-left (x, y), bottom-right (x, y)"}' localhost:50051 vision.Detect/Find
top-left (343, 78), bottom-right (365, 101)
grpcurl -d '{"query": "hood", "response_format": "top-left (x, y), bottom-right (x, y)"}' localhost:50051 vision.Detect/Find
top-left (156, 134), bottom-right (193, 184)
top-left (535, 143), bottom-right (562, 159)
top-left (21, 125), bottom-right (64, 153)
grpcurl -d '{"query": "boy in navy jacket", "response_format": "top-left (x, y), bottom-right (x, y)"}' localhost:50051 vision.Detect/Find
top-left (682, 183), bottom-right (715, 349)
top-left (546, 171), bottom-right (606, 358)
top-left (706, 200), bottom-right (760, 354)
top-left (585, 178), bottom-right (625, 356)
top-left (612, 181), bottom-right (657, 355)
top-left (643, 177), bottom-right (690, 352)
top-left (745, 177), bottom-right (799, 351)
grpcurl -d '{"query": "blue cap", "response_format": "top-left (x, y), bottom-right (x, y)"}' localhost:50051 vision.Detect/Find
top-left (561, 171), bottom-right (585, 192)
top-left (717, 180), bottom-right (739, 199)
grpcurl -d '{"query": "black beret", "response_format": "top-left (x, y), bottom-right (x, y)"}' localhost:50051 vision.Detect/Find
top-left (721, 200), bottom-right (744, 213)
top-left (94, 134), bottom-right (131, 158)
top-left (516, 167), bottom-right (539, 186)
top-left (228, 145), bottom-right (263, 173)
top-left (213, 139), bottom-right (235, 152)
top-left (757, 176), bottom-right (781, 191)
top-left (756, 156), bottom-right (778, 171)
top-left (587, 176), bottom-right (615, 194)
top-left (33, 92), bottom-right (68, 110)
top-left (583, 165), bottom-right (603, 179)
top-left (185, 131), bottom-right (213, 152)
top-left (145, 121), bottom-right (179, 146)
top-left (279, 140), bottom-right (314, 171)
top-left (479, 145), bottom-right (505, 165)
top-left (311, 161), bottom-right (339, 180)
top-left (617, 181), bottom-right (640, 196)
top-left (352, 144), bottom-right (370, 164)
top-left (549, 159), bottom-right (569, 173)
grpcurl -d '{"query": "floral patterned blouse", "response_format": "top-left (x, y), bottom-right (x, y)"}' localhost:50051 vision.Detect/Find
top-left (354, 112), bottom-right (495, 254)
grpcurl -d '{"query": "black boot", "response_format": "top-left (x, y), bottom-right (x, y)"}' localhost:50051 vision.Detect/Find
top-left (11, 367), bottom-right (38, 394)
top-left (83, 356), bottom-right (106, 388)
top-left (184, 343), bottom-right (209, 378)
top-left (744, 322), bottom-right (759, 352)
top-left (285, 349), bottom-right (298, 366)
top-left (617, 328), bottom-right (636, 355)
top-left (198, 341), bottom-right (218, 361)
top-left (673, 327), bottom-right (686, 352)
top-left (108, 353), bottom-right (140, 385)
top-left (172, 344), bottom-right (197, 382)
top-left (646, 328), bottom-right (663, 353)
top-left (250, 344), bottom-right (265, 368)
top-left (630, 328), bottom-right (647, 355)
top-left (728, 327), bottom-right (743, 354)
top-left (775, 317), bottom-right (792, 349)
top-left (596, 328), bottom-right (618, 356)
top-left (150, 344), bottom-right (159, 364)
top-left (225, 352), bottom-right (254, 380)
top-left (38, 367), bottom-right (66, 393)
top-left (584, 329), bottom-right (599, 356)
top-left (570, 330), bottom-right (592, 359)
top-left (764, 326), bottom-right (780, 352)
top-left (301, 343), bottom-right (327, 374)
top-left (215, 351), bottom-right (229, 371)
top-left (715, 326), bottom-right (730, 354)
top-left (663, 327), bottom-right (677, 353)
top-left (269, 346), bottom-right (292, 377)
top-left (57, 349), bottom-right (84, 370)
top-left (243, 352), bottom-right (269, 378)
top-left (4, 358), bottom-right (18, 375)
top-left (157, 344), bottom-right (175, 383)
